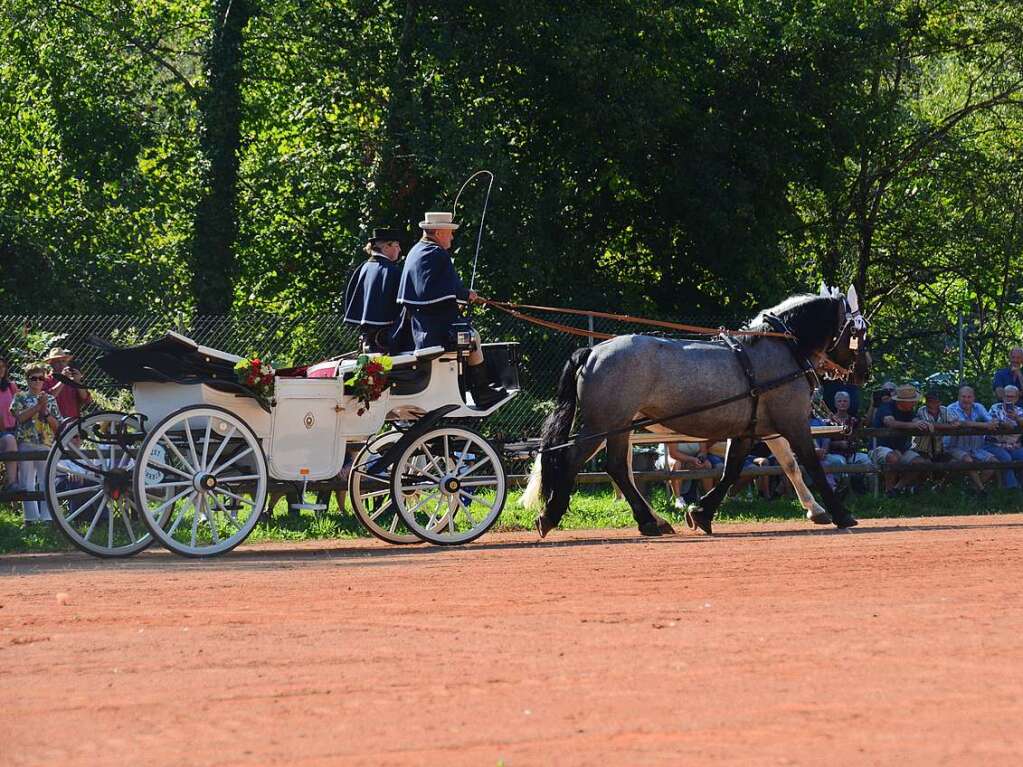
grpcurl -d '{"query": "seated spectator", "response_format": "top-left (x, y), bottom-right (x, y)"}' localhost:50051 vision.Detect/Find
top-left (827, 390), bottom-right (871, 493)
top-left (0, 355), bottom-right (18, 492)
top-left (809, 414), bottom-right (844, 490)
top-left (822, 380), bottom-right (862, 417)
top-left (657, 441), bottom-right (722, 508)
top-left (869, 383), bottom-right (929, 496)
top-left (42, 347), bottom-right (91, 421)
top-left (913, 389), bottom-right (963, 488)
top-left (864, 380), bottom-right (897, 428)
top-left (11, 365), bottom-right (61, 524)
top-left (945, 384), bottom-right (999, 493)
top-left (992, 347), bottom-right (1023, 400)
top-left (986, 384), bottom-right (1023, 490)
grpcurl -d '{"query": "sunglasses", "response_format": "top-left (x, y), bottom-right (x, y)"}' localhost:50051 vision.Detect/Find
top-left (27, 375), bottom-right (46, 382)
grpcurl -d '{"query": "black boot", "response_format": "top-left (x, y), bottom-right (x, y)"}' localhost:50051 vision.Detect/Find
top-left (467, 363), bottom-right (506, 409)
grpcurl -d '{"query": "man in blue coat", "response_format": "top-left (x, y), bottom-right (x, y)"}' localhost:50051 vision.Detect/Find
top-left (395, 211), bottom-right (506, 408)
top-left (343, 227), bottom-right (406, 353)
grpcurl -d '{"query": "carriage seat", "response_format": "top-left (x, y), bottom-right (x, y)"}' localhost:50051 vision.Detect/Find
top-left (305, 346), bottom-right (446, 396)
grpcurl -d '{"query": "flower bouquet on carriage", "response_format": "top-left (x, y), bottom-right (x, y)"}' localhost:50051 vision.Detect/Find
top-left (345, 354), bottom-right (393, 415)
top-left (234, 356), bottom-right (275, 406)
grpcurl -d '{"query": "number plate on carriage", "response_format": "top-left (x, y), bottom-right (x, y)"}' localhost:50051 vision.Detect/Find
top-left (144, 443), bottom-right (165, 484)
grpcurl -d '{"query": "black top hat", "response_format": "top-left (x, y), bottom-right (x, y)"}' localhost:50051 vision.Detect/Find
top-left (369, 227), bottom-right (402, 243)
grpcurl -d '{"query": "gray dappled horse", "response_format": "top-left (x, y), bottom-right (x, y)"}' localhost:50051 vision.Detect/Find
top-left (522, 289), bottom-right (871, 536)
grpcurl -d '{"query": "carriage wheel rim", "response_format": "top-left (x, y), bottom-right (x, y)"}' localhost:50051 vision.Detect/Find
top-left (348, 431), bottom-right (422, 545)
top-left (133, 406), bottom-right (268, 557)
top-left (391, 426), bottom-right (505, 545)
top-left (45, 412), bottom-right (154, 557)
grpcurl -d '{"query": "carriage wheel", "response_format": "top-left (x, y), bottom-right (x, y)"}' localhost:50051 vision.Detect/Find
top-left (133, 405), bottom-right (268, 557)
top-left (45, 412), bottom-right (154, 558)
top-left (349, 430), bottom-right (422, 545)
top-left (391, 426), bottom-right (506, 545)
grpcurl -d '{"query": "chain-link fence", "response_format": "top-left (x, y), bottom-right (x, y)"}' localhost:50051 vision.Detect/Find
top-left (1, 310), bottom-right (740, 441)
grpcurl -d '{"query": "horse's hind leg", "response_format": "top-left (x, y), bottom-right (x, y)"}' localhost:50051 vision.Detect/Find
top-left (538, 438), bottom-right (603, 536)
top-left (767, 438), bottom-right (832, 524)
top-left (605, 433), bottom-right (674, 536)
top-left (688, 437), bottom-right (751, 535)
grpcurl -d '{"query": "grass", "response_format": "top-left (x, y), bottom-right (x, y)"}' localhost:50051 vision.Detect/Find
top-left (2, 482), bottom-right (1021, 555)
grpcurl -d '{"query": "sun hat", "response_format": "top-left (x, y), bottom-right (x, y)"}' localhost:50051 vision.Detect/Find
top-left (43, 347), bottom-right (73, 364)
top-left (418, 211), bottom-right (460, 230)
top-left (892, 384), bottom-right (920, 403)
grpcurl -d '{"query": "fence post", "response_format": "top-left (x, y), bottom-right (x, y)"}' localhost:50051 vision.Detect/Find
top-left (958, 311), bottom-right (965, 385)
top-left (587, 312), bottom-right (594, 347)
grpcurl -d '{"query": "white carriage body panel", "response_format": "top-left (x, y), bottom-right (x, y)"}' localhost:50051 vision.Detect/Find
top-left (133, 382), bottom-right (272, 438)
top-left (268, 378), bottom-right (348, 480)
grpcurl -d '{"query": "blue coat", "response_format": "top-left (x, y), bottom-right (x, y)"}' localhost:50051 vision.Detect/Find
top-left (396, 240), bottom-right (470, 350)
top-left (343, 254), bottom-right (402, 348)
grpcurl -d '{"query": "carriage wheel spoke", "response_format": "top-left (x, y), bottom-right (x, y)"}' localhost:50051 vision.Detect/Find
top-left (369, 501), bottom-right (392, 522)
top-left (211, 494), bottom-right (242, 530)
top-left (200, 418), bottom-right (213, 470)
top-left (388, 512), bottom-right (401, 533)
top-left (203, 495), bottom-right (220, 545)
top-left (107, 499), bottom-right (115, 548)
top-left (147, 480), bottom-right (193, 490)
top-left (404, 490), bottom-right (440, 517)
top-left (360, 487), bottom-right (390, 500)
top-left (210, 446), bottom-right (253, 475)
top-left (458, 455), bottom-right (492, 479)
top-left (458, 477), bottom-right (498, 487)
top-left (65, 489), bottom-right (105, 523)
top-left (217, 488), bottom-right (254, 507)
top-left (119, 500), bottom-right (138, 543)
top-left (166, 495), bottom-right (193, 537)
top-left (147, 459), bottom-right (192, 480)
top-left (83, 499), bottom-right (107, 542)
top-left (56, 484), bottom-right (101, 499)
top-left (190, 495), bottom-right (202, 547)
top-left (217, 474), bottom-right (261, 483)
top-left (150, 487), bottom-right (195, 519)
top-left (420, 442), bottom-right (446, 478)
top-left (205, 426), bottom-right (237, 474)
top-left (466, 493), bottom-right (495, 511)
top-left (183, 417), bottom-right (200, 473)
top-left (160, 435), bottom-right (195, 475)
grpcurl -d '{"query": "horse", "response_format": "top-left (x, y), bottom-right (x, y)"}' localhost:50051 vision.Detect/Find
top-left (521, 287), bottom-right (871, 537)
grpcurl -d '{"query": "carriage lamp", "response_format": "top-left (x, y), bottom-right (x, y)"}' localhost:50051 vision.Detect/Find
top-left (455, 330), bottom-right (474, 348)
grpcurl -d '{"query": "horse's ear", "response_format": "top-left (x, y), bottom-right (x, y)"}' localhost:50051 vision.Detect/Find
top-left (847, 284), bottom-right (860, 314)
top-left (819, 281), bottom-right (829, 297)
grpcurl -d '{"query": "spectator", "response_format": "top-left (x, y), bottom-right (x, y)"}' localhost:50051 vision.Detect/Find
top-left (0, 355), bottom-right (18, 492)
top-left (945, 384), bottom-right (999, 493)
top-left (822, 380), bottom-right (862, 417)
top-left (809, 414), bottom-right (845, 490)
top-left (42, 347), bottom-right (91, 421)
top-left (986, 384), bottom-right (1023, 490)
top-left (869, 383), bottom-right (929, 496)
top-left (11, 365), bottom-right (61, 524)
top-left (827, 390), bottom-right (871, 493)
top-left (992, 347), bottom-right (1023, 400)
top-left (913, 389), bottom-right (962, 489)
top-left (864, 380), bottom-right (897, 428)
top-left (657, 441), bottom-right (722, 508)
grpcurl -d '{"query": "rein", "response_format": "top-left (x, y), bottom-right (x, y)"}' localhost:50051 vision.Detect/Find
top-left (480, 298), bottom-right (796, 341)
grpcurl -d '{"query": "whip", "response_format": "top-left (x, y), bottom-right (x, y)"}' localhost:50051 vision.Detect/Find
top-left (452, 170), bottom-right (494, 292)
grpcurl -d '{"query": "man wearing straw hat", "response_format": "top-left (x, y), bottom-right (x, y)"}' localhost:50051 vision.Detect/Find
top-left (394, 210), bottom-right (505, 408)
top-left (868, 383), bottom-right (929, 495)
top-left (41, 346), bottom-right (91, 420)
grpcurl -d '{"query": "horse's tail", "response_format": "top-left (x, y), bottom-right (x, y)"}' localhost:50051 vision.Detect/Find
top-left (521, 347), bottom-right (592, 511)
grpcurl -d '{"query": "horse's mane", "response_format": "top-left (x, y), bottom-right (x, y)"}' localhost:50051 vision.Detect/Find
top-left (742, 293), bottom-right (842, 355)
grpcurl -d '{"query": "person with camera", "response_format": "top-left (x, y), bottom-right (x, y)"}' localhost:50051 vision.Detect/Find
top-left (41, 347), bottom-right (91, 421)
top-left (0, 355), bottom-right (19, 493)
top-left (868, 383), bottom-right (930, 496)
top-left (11, 364), bottom-right (61, 524)
top-left (992, 347), bottom-right (1023, 400)
top-left (394, 210), bottom-right (506, 408)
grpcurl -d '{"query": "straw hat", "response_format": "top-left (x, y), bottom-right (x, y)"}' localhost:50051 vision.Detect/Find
top-left (892, 384), bottom-right (920, 403)
top-left (44, 347), bottom-right (73, 364)
top-left (418, 211), bottom-right (460, 230)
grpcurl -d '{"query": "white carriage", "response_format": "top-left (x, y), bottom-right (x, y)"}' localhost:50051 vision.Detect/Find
top-left (44, 331), bottom-right (520, 557)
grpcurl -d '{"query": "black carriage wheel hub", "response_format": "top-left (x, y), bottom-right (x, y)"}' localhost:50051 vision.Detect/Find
top-left (442, 476), bottom-right (461, 494)
top-left (103, 468), bottom-right (132, 497)
top-left (199, 474), bottom-right (218, 490)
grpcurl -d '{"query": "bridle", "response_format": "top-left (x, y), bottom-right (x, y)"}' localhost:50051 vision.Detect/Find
top-left (817, 300), bottom-right (869, 381)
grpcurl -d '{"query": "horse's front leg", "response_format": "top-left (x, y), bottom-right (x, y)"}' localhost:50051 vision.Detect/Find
top-left (766, 438), bottom-right (832, 525)
top-left (687, 437), bottom-right (752, 535)
top-left (785, 433), bottom-right (858, 529)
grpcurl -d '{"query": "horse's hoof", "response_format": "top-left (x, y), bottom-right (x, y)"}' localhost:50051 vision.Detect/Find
top-left (834, 514), bottom-right (858, 529)
top-left (535, 514), bottom-right (557, 538)
top-left (656, 518), bottom-right (676, 535)
top-left (806, 508), bottom-right (833, 525)
top-left (638, 520), bottom-right (664, 536)
top-left (685, 509), bottom-right (714, 535)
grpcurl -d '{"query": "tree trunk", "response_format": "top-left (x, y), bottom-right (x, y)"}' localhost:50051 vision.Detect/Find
top-left (191, 0), bottom-right (253, 315)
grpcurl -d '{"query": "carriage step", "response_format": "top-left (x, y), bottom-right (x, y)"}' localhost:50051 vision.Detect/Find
top-left (290, 502), bottom-right (328, 511)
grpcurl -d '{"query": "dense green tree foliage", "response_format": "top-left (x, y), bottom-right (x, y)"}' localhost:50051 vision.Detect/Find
top-left (1, 0), bottom-right (1022, 382)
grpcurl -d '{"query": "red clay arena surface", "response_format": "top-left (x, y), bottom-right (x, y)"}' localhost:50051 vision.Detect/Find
top-left (2, 515), bottom-right (1022, 766)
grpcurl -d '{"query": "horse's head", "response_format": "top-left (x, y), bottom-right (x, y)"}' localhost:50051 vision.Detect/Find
top-left (755, 285), bottom-right (871, 385)
top-left (814, 284), bottom-right (871, 385)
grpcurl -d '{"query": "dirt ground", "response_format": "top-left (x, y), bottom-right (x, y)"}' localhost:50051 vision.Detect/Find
top-left (2, 515), bottom-right (1022, 767)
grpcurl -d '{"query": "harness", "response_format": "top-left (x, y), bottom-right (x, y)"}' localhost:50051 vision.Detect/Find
top-left (540, 314), bottom-right (825, 454)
